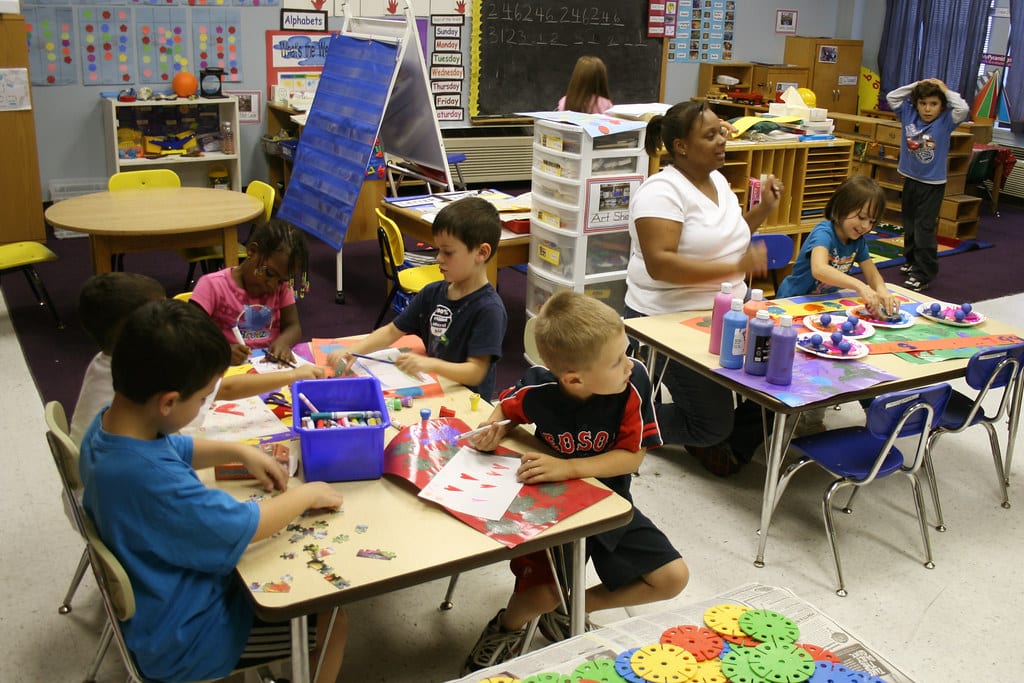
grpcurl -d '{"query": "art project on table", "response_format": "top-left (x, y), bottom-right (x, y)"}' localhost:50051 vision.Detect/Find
top-left (248, 348), bottom-right (317, 374)
top-left (714, 354), bottom-right (899, 407)
top-left (310, 336), bottom-right (444, 396)
top-left (418, 448), bottom-right (523, 520)
top-left (384, 418), bottom-right (612, 548)
top-left (182, 395), bottom-right (291, 442)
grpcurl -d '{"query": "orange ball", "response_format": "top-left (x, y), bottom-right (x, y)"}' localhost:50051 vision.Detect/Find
top-left (172, 72), bottom-right (198, 97)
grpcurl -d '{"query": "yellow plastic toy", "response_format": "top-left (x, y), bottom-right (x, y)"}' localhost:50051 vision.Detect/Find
top-left (797, 87), bottom-right (817, 108)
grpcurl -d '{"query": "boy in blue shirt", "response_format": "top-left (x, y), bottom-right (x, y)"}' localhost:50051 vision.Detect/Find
top-left (461, 291), bottom-right (688, 673)
top-left (887, 78), bottom-right (969, 292)
top-left (777, 175), bottom-right (898, 317)
top-left (79, 299), bottom-right (347, 683)
top-left (330, 196), bottom-right (507, 399)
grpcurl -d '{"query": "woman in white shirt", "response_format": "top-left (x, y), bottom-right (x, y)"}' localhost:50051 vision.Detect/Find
top-left (626, 101), bottom-right (781, 475)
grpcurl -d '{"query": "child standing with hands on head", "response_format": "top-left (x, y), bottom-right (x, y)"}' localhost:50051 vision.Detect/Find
top-left (776, 175), bottom-right (899, 317)
top-left (328, 196), bottom-right (507, 399)
top-left (192, 217), bottom-right (310, 366)
top-left (461, 291), bottom-right (688, 674)
top-left (557, 55), bottom-right (613, 114)
top-left (886, 77), bottom-right (969, 292)
top-left (79, 299), bottom-right (347, 683)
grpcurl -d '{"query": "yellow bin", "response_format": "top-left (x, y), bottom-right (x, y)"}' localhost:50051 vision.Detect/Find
top-left (208, 164), bottom-right (230, 190)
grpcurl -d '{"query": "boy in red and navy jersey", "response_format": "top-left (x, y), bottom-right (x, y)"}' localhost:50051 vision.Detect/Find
top-left (462, 291), bottom-right (689, 674)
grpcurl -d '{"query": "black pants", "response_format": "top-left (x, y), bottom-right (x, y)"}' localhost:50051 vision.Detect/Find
top-left (901, 178), bottom-right (945, 284)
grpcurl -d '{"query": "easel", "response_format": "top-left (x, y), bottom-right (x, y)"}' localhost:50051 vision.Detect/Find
top-left (279, 1), bottom-right (452, 304)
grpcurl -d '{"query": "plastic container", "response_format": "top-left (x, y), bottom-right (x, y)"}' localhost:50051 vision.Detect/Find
top-left (208, 164), bottom-right (230, 190)
top-left (719, 299), bottom-right (747, 369)
top-left (744, 310), bottom-right (774, 376)
top-left (766, 314), bottom-right (798, 386)
top-left (292, 377), bottom-right (391, 482)
top-left (708, 282), bottom-right (734, 354)
top-left (529, 222), bottom-right (577, 280)
top-left (220, 120), bottom-right (235, 155)
top-left (526, 266), bottom-right (626, 316)
top-left (531, 193), bottom-right (583, 233)
top-left (743, 288), bottom-right (768, 320)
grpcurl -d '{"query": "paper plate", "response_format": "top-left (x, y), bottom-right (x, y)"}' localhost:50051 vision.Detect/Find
top-left (916, 302), bottom-right (987, 327)
top-left (803, 313), bottom-right (875, 339)
top-left (796, 334), bottom-right (869, 360)
top-left (849, 306), bottom-right (915, 329)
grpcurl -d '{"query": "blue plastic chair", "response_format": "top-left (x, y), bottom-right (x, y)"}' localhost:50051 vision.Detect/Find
top-left (924, 342), bottom-right (1024, 530)
top-left (750, 233), bottom-right (794, 295)
top-left (773, 384), bottom-right (951, 596)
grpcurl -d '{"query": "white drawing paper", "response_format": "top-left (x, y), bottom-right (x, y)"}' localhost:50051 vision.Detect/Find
top-left (418, 448), bottom-right (522, 520)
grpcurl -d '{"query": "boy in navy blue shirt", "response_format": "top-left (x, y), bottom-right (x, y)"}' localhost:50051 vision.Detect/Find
top-left (461, 291), bottom-right (688, 673)
top-left (79, 299), bottom-right (347, 683)
top-left (887, 78), bottom-right (968, 292)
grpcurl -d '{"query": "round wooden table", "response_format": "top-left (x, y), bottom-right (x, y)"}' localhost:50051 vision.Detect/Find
top-left (44, 187), bottom-right (264, 275)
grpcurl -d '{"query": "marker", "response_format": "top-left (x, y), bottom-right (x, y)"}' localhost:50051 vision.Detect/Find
top-left (455, 419), bottom-right (512, 442)
top-left (351, 353), bottom-right (395, 365)
top-left (297, 392), bottom-right (320, 414)
top-left (311, 410), bottom-right (383, 420)
top-left (232, 325), bottom-right (246, 346)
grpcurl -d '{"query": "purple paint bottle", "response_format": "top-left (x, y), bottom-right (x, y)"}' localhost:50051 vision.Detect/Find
top-left (766, 314), bottom-right (797, 386)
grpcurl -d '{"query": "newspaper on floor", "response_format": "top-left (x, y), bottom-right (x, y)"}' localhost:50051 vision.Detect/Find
top-left (447, 583), bottom-right (912, 683)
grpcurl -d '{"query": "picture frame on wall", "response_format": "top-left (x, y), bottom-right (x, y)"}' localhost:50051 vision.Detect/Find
top-left (226, 90), bottom-right (261, 124)
top-left (775, 9), bottom-right (798, 34)
top-left (818, 45), bottom-right (839, 63)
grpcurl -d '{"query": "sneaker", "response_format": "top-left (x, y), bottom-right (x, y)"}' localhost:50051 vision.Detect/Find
top-left (903, 275), bottom-right (929, 292)
top-left (537, 607), bottom-right (594, 643)
top-left (899, 263), bottom-right (913, 274)
top-left (686, 441), bottom-right (743, 477)
top-left (462, 610), bottom-right (527, 675)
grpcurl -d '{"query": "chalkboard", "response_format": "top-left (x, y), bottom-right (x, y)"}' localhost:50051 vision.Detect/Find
top-left (473, 2), bottom-right (664, 116)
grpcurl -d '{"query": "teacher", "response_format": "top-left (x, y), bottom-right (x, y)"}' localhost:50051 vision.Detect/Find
top-left (625, 101), bottom-right (782, 476)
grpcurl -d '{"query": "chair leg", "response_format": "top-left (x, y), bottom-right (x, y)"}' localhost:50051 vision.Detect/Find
top-left (374, 288), bottom-right (398, 329)
top-left (920, 445), bottom-right (947, 531)
top-left (184, 261), bottom-right (198, 292)
top-left (85, 621), bottom-right (115, 683)
top-left (982, 422), bottom-right (1011, 509)
top-left (822, 481), bottom-right (849, 597)
top-left (908, 472), bottom-right (936, 571)
top-left (21, 266), bottom-right (64, 328)
top-left (840, 488), bottom-right (859, 515)
top-left (440, 574), bottom-right (459, 610)
top-left (59, 547), bottom-right (90, 614)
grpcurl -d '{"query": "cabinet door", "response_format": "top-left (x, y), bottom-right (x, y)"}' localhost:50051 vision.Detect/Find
top-left (752, 66), bottom-right (808, 103)
top-left (810, 42), bottom-right (862, 113)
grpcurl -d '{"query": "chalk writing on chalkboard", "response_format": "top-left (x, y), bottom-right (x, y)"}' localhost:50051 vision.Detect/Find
top-left (472, 2), bottom-right (663, 117)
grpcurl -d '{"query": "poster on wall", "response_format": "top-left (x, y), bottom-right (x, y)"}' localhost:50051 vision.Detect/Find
top-left (669, 0), bottom-right (735, 64)
top-left (192, 7), bottom-right (242, 82)
top-left (430, 13), bottom-right (465, 122)
top-left (23, 7), bottom-right (77, 86)
top-left (135, 7), bottom-right (190, 86)
top-left (264, 30), bottom-right (330, 98)
top-left (79, 6), bottom-right (135, 85)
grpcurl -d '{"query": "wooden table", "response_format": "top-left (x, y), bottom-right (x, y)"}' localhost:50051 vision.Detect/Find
top-left (381, 200), bottom-right (530, 287)
top-left (624, 286), bottom-right (1024, 568)
top-left (44, 187), bottom-right (264, 275)
top-left (216, 383), bottom-right (633, 682)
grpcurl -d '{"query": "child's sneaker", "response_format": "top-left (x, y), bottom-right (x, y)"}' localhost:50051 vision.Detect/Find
top-left (537, 607), bottom-right (594, 642)
top-left (899, 263), bottom-right (913, 274)
top-left (461, 610), bottom-right (528, 675)
top-left (903, 275), bottom-right (929, 292)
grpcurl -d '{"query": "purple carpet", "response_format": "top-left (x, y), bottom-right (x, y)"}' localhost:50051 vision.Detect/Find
top-left (4, 198), bottom-right (1022, 412)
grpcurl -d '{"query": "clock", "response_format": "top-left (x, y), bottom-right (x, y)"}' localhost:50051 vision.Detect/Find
top-left (200, 67), bottom-right (225, 98)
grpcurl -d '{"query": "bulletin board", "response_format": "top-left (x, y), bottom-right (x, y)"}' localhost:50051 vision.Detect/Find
top-left (470, 0), bottom-right (665, 117)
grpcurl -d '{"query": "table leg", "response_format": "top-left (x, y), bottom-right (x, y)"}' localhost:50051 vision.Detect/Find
top-left (222, 227), bottom-right (240, 268)
top-left (90, 237), bottom-right (113, 275)
top-left (992, 163), bottom-right (1002, 216)
top-left (755, 411), bottom-right (792, 567)
top-left (570, 538), bottom-right (586, 637)
top-left (291, 615), bottom-right (311, 683)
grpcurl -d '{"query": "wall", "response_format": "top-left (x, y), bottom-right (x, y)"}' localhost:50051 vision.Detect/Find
top-left (31, 2), bottom-right (885, 198)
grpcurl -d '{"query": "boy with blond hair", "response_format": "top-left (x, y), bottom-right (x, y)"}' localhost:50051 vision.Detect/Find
top-left (462, 291), bottom-right (688, 673)
top-left (79, 299), bottom-right (346, 683)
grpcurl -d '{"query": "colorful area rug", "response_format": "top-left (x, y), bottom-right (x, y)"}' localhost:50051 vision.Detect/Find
top-left (853, 225), bottom-right (993, 273)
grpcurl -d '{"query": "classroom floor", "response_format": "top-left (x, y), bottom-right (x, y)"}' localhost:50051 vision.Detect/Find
top-left (4, 290), bottom-right (1024, 682)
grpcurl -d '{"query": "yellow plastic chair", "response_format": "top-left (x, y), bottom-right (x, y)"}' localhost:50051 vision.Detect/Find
top-left (374, 207), bottom-right (443, 328)
top-left (180, 180), bottom-right (275, 290)
top-left (0, 241), bottom-right (63, 328)
top-left (108, 170), bottom-right (182, 271)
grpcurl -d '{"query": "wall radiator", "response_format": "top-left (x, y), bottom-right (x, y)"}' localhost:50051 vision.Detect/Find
top-left (443, 135), bottom-right (534, 184)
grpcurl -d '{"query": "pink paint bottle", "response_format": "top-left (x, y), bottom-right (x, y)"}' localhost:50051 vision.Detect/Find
top-left (708, 282), bottom-right (734, 354)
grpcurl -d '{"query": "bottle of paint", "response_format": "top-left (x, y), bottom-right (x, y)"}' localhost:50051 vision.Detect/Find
top-left (744, 310), bottom-right (774, 376)
top-left (743, 288), bottom-right (768, 320)
top-left (766, 314), bottom-right (798, 386)
top-left (719, 299), bottom-right (747, 369)
top-left (708, 282), bottom-right (734, 354)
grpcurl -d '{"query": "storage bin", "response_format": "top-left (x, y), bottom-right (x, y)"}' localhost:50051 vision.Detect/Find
top-left (532, 193), bottom-right (582, 233)
top-left (526, 266), bottom-right (627, 316)
top-left (279, 139), bottom-right (299, 161)
top-left (260, 134), bottom-right (281, 156)
top-left (535, 121), bottom-right (584, 155)
top-left (585, 231), bottom-right (631, 275)
top-left (533, 144), bottom-right (582, 179)
top-left (532, 169), bottom-right (583, 205)
top-left (529, 222), bottom-right (577, 280)
top-left (292, 377), bottom-right (390, 482)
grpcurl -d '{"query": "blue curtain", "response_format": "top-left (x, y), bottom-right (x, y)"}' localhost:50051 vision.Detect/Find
top-left (1006, 0), bottom-right (1024, 129)
top-left (879, 0), bottom-right (989, 103)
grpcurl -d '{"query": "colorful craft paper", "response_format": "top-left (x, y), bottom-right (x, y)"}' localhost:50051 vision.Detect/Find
top-left (714, 355), bottom-right (899, 407)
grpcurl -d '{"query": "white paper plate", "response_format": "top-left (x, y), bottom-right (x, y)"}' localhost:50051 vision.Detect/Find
top-left (796, 333), bottom-right (870, 360)
top-left (849, 306), bottom-right (915, 329)
top-left (916, 302), bottom-right (987, 327)
top-left (803, 313), bottom-right (875, 340)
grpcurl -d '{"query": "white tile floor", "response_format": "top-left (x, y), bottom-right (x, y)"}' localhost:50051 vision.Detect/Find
top-left (3, 292), bottom-right (1023, 682)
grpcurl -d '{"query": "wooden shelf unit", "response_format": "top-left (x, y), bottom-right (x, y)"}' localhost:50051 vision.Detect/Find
top-left (783, 37), bottom-right (863, 114)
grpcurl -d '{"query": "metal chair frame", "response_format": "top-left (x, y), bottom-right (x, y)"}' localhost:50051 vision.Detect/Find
top-left (373, 207), bottom-right (443, 328)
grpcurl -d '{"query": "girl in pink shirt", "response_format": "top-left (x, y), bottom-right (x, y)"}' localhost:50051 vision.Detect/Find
top-left (557, 55), bottom-right (614, 114)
